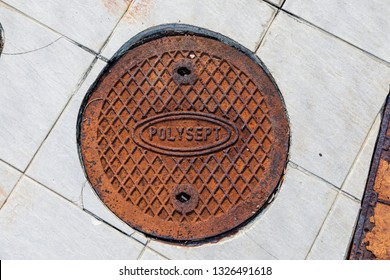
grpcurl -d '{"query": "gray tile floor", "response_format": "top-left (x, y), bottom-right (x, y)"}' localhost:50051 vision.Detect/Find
top-left (0, 0), bottom-right (389, 259)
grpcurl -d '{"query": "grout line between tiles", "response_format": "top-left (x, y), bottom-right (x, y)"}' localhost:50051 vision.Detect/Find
top-left (279, 9), bottom-right (390, 67)
top-left (304, 184), bottom-right (363, 259)
top-left (257, 1), bottom-right (390, 67)
top-left (289, 161), bottom-right (364, 203)
top-left (289, 156), bottom-right (362, 256)
top-left (19, 174), bottom-right (146, 247)
top-left (23, 58), bottom-right (99, 174)
top-left (289, 159), bottom-right (375, 204)
top-left (3, 0), bottom-right (387, 67)
top-left (261, 0), bottom-right (280, 9)
top-left (2, 0), bottom-right (388, 67)
top-left (244, 233), bottom-right (279, 260)
top-left (288, 161), bottom-right (362, 258)
top-left (0, 1), bottom-right (102, 58)
top-left (0, 158), bottom-right (23, 173)
top-left (19, 173), bottom-right (144, 245)
top-left (25, 173), bottom-right (85, 206)
top-left (97, 0), bottom-right (134, 61)
top-left (339, 108), bottom-right (383, 193)
top-left (304, 191), bottom-right (339, 259)
top-left (289, 106), bottom-right (382, 203)
top-left (340, 189), bottom-right (361, 203)
top-left (289, 161), bottom-right (340, 191)
top-left (254, 4), bottom-right (280, 53)
top-left (1, 0), bottom-right (388, 260)
top-left (306, 189), bottom-right (362, 260)
top-left (64, 38), bottom-right (105, 61)
top-left (82, 208), bottom-right (143, 246)
top-left (262, 0), bottom-right (286, 9)
top-left (18, 171), bottom-right (148, 248)
top-left (0, 172), bottom-right (23, 211)
top-left (137, 241), bottom-right (149, 260)
top-left (0, 1), bottom-right (62, 35)
top-left (144, 246), bottom-right (171, 260)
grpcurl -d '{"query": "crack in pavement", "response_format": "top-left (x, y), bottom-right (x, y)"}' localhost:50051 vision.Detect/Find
top-left (2, 36), bottom-right (63, 56)
top-left (79, 180), bottom-right (91, 209)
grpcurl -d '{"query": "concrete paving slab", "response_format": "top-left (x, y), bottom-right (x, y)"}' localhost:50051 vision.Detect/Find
top-left (148, 232), bottom-right (276, 259)
top-left (0, 3), bottom-right (95, 171)
top-left (284, 0), bottom-right (390, 63)
top-left (130, 231), bottom-right (149, 245)
top-left (0, 0), bottom-right (388, 260)
top-left (0, 176), bottom-right (144, 259)
top-left (342, 114), bottom-right (381, 200)
top-left (26, 60), bottom-right (106, 204)
top-left (257, 12), bottom-right (390, 187)
top-left (82, 183), bottom-right (135, 236)
top-left (101, 0), bottom-right (277, 59)
top-left (140, 248), bottom-right (169, 260)
top-left (2, 0), bottom-right (130, 52)
top-left (307, 193), bottom-right (360, 259)
top-left (246, 165), bottom-right (337, 259)
top-left (0, 161), bottom-right (21, 208)
top-left (266, 0), bottom-right (284, 7)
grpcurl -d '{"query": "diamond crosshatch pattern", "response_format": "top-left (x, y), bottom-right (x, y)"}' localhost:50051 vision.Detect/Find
top-left (79, 33), bottom-right (289, 242)
top-left (99, 50), bottom-right (272, 220)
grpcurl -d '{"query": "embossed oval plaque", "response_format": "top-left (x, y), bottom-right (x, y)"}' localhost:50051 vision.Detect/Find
top-left (78, 25), bottom-right (290, 243)
top-left (132, 112), bottom-right (238, 156)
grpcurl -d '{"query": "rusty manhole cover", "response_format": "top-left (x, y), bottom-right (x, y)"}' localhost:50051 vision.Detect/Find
top-left (78, 25), bottom-right (289, 243)
top-left (350, 92), bottom-right (390, 259)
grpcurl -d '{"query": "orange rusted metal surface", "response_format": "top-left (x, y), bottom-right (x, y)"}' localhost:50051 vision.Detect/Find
top-left (78, 26), bottom-right (289, 243)
top-left (363, 203), bottom-right (390, 259)
top-left (350, 93), bottom-right (390, 259)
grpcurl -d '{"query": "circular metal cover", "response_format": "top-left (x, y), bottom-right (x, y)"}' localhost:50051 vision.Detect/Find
top-left (78, 26), bottom-right (289, 243)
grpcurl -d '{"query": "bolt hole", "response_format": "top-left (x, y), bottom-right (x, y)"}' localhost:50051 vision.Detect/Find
top-left (176, 192), bottom-right (191, 203)
top-left (177, 67), bottom-right (191, 76)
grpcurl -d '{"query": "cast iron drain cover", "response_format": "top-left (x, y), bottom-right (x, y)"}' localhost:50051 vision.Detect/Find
top-left (78, 25), bottom-right (289, 243)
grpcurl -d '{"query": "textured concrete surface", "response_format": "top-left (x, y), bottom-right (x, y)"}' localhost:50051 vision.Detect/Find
top-left (257, 12), bottom-right (390, 188)
top-left (0, 177), bottom-right (144, 259)
top-left (307, 193), bottom-right (360, 260)
top-left (0, 160), bottom-right (21, 208)
top-left (101, 0), bottom-right (277, 58)
top-left (284, 0), bottom-right (390, 63)
top-left (0, 3), bottom-right (95, 170)
top-left (0, 0), bottom-right (389, 259)
top-left (2, 0), bottom-right (130, 52)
